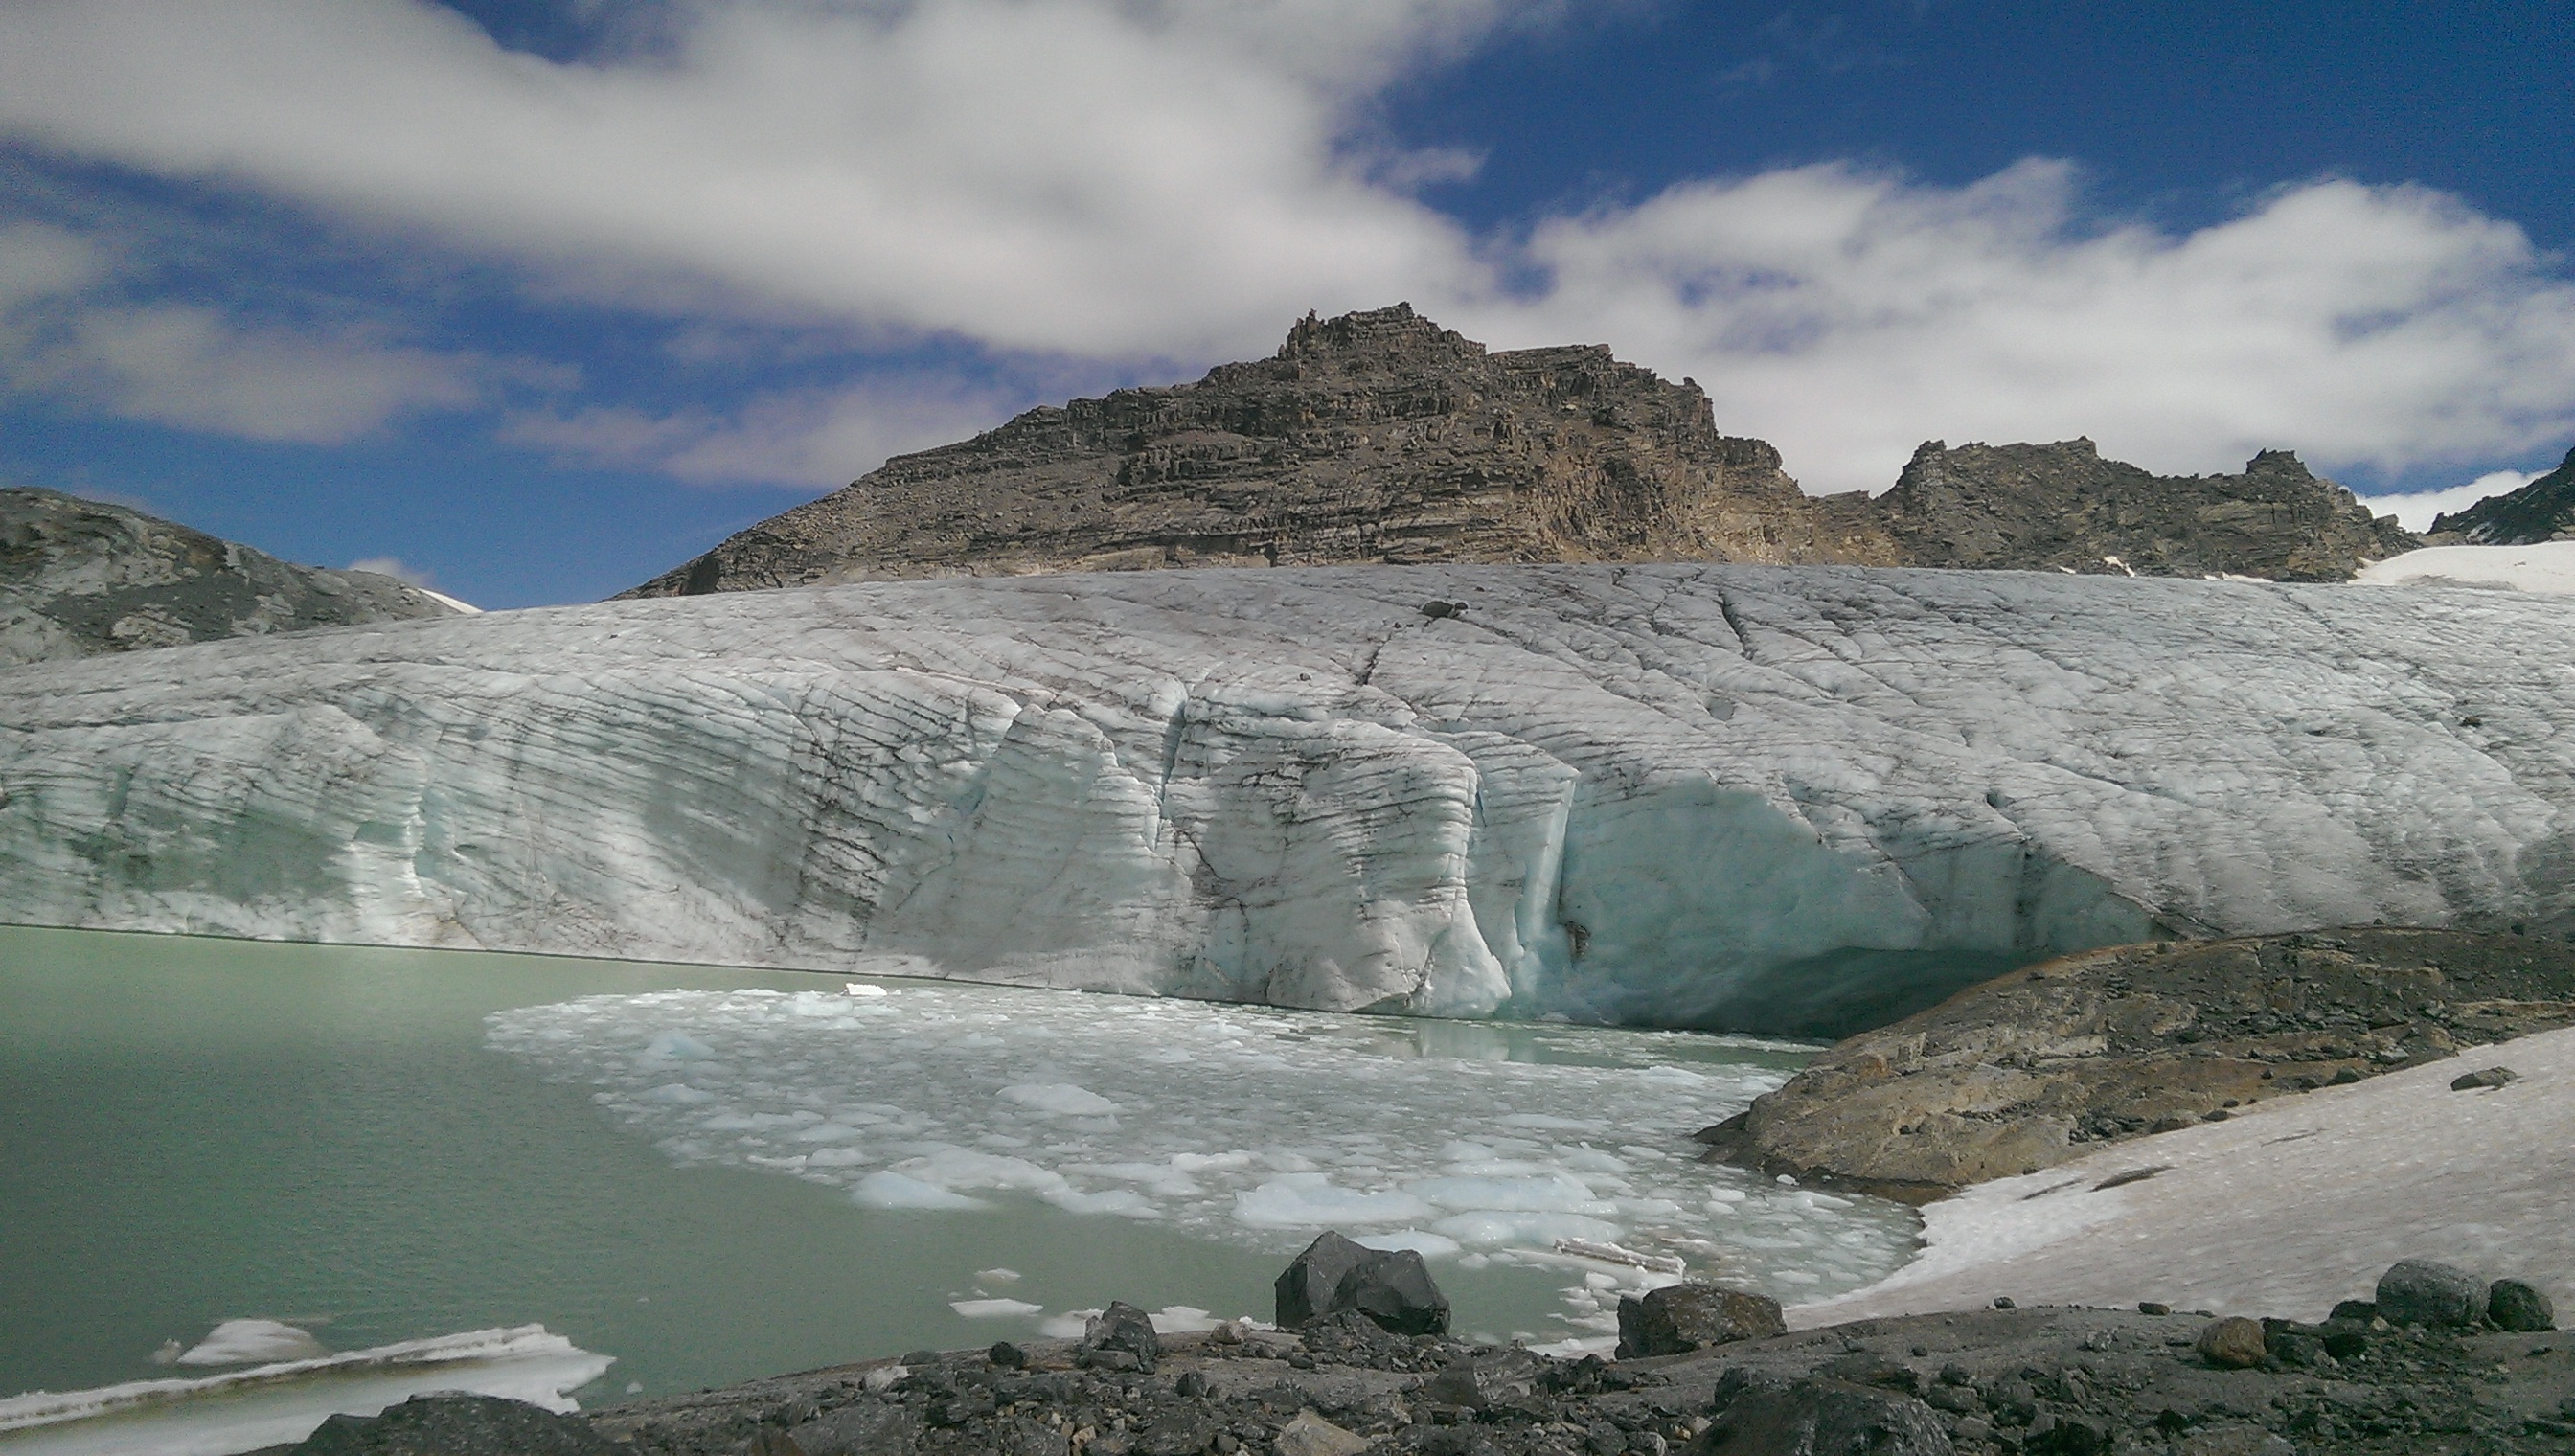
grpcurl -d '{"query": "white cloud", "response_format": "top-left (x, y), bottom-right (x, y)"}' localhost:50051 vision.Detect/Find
top-left (2358, 470), bottom-right (2543, 534)
top-left (0, 0), bottom-right (1486, 358)
top-left (0, 1), bottom-right (2569, 491)
top-left (500, 380), bottom-right (1010, 486)
top-left (1478, 162), bottom-right (2575, 491)
top-left (36, 304), bottom-right (482, 444)
top-left (0, 216), bottom-right (502, 443)
top-left (348, 555), bottom-right (431, 585)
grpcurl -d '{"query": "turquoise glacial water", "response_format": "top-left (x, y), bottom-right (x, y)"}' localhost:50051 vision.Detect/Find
top-left (0, 925), bottom-right (1914, 1420)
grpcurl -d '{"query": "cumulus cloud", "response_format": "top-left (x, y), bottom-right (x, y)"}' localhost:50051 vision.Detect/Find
top-left (0, 1), bottom-right (2570, 491)
top-left (501, 379), bottom-right (1012, 486)
top-left (1480, 162), bottom-right (2575, 491)
top-left (2358, 470), bottom-right (2545, 534)
top-left (0, 216), bottom-right (508, 443)
top-left (348, 555), bottom-right (432, 585)
top-left (0, 0), bottom-right (1484, 358)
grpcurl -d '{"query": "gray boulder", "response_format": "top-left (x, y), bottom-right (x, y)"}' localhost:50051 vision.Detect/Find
top-left (1702, 1371), bottom-right (1953, 1455)
top-left (2375, 1259), bottom-right (2487, 1327)
top-left (1615, 1282), bottom-right (1785, 1358)
top-left (285, 1394), bottom-right (615, 1455)
top-left (2488, 1278), bottom-right (2557, 1331)
top-left (1424, 1349), bottom-right (1545, 1411)
top-left (1076, 1300), bottom-right (1161, 1373)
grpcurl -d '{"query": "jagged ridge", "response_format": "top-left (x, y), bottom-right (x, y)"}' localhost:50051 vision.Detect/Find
top-left (628, 306), bottom-right (2418, 598)
top-left (2429, 444), bottom-right (2575, 544)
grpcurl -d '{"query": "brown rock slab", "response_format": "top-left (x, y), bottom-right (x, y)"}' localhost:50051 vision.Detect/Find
top-left (1701, 927), bottom-right (2575, 1200)
top-left (2196, 1317), bottom-right (2268, 1369)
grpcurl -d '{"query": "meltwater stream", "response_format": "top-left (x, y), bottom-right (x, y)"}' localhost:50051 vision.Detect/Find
top-left (1, 927), bottom-right (1917, 1453)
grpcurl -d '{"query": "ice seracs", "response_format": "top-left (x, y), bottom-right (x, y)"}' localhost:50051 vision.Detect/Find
top-left (1, 563), bottom-right (2570, 1033)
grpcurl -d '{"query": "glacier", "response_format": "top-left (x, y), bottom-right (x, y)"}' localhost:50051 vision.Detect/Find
top-left (0, 563), bottom-right (2568, 1033)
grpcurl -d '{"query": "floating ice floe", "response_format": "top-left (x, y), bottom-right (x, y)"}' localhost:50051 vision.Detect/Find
top-left (171, 1320), bottom-right (325, 1368)
top-left (487, 981), bottom-right (1918, 1299)
top-left (0, 1326), bottom-right (610, 1456)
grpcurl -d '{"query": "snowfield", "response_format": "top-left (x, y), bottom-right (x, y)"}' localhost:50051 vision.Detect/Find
top-left (1792, 1026), bottom-right (2575, 1328)
top-left (2356, 541), bottom-right (2575, 595)
top-left (0, 564), bottom-right (2569, 1030)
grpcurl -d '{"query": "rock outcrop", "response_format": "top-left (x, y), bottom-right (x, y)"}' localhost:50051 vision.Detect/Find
top-left (0, 487), bottom-right (462, 667)
top-left (1698, 927), bottom-right (2575, 1201)
top-left (2428, 444), bottom-right (2575, 544)
top-left (627, 305), bottom-right (1899, 597)
top-left (1872, 438), bottom-right (2419, 580)
top-left (627, 306), bottom-right (2413, 598)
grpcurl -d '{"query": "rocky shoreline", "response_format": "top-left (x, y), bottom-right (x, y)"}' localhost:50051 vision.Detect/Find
top-left (277, 1259), bottom-right (2570, 1456)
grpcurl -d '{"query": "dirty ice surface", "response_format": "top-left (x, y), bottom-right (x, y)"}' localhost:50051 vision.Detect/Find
top-left (488, 980), bottom-right (1920, 1324)
top-left (0, 1326), bottom-right (608, 1456)
top-left (1795, 1028), bottom-right (2575, 1328)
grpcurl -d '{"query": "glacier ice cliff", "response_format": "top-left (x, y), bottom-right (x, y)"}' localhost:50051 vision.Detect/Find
top-left (0, 565), bottom-right (2567, 1034)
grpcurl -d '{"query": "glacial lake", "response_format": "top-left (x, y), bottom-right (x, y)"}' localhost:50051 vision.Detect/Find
top-left (0, 925), bottom-right (1918, 1440)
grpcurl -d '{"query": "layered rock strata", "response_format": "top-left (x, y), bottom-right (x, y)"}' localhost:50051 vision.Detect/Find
top-left (1698, 927), bottom-right (2575, 1200)
top-left (627, 307), bottom-right (2416, 598)
top-left (3, 566), bottom-right (2569, 1034)
top-left (2429, 444), bottom-right (2575, 544)
top-left (0, 487), bottom-right (460, 667)
top-left (627, 305), bottom-right (1898, 597)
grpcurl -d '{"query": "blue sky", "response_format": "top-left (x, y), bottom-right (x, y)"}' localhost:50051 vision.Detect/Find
top-left (2, 1), bottom-right (2569, 608)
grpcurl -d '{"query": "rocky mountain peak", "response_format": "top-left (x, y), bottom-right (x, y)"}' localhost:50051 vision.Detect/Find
top-left (2428, 444), bottom-right (2575, 544)
top-left (1874, 438), bottom-right (2416, 580)
top-left (627, 307), bottom-right (1895, 597)
top-left (0, 486), bottom-right (463, 666)
top-left (627, 307), bottom-right (2424, 598)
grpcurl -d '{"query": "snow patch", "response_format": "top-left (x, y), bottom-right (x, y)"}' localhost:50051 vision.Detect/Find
top-left (1796, 1027), bottom-right (2575, 1327)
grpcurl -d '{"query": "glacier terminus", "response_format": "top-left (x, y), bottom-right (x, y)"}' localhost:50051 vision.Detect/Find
top-left (0, 563), bottom-right (2567, 1035)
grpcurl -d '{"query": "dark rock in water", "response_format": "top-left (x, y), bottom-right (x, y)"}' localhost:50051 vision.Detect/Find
top-left (1273, 1229), bottom-right (1449, 1335)
top-left (1276, 1230), bottom-right (1377, 1330)
top-left (2428, 444), bottom-right (2575, 545)
top-left (1, 487), bottom-right (461, 666)
top-left (2196, 1317), bottom-right (2268, 1369)
top-left (285, 1394), bottom-right (616, 1455)
top-left (1333, 1244), bottom-right (1448, 1335)
top-left (1702, 1371), bottom-right (1953, 1455)
top-left (2490, 1279), bottom-right (2558, 1332)
top-left (2451, 1065), bottom-right (2519, 1090)
top-left (2377, 1258), bottom-right (2488, 1327)
top-left (1077, 1300), bottom-right (1161, 1373)
top-left (1614, 1282), bottom-right (1785, 1358)
top-left (1703, 926), bottom-right (2575, 1201)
